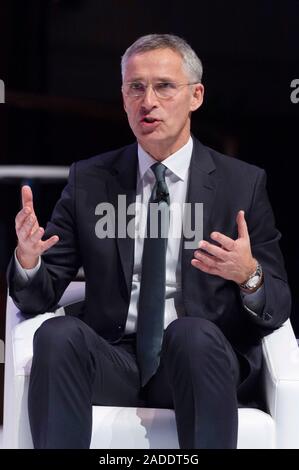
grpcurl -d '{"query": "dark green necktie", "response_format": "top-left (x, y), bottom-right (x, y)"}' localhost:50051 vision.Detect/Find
top-left (136, 162), bottom-right (170, 387)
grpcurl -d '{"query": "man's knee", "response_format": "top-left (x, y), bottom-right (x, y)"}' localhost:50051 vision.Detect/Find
top-left (163, 317), bottom-right (226, 357)
top-left (33, 316), bottom-right (85, 360)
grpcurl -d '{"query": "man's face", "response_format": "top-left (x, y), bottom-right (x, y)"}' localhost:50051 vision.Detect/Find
top-left (122, 48), bottom-right (204, 158)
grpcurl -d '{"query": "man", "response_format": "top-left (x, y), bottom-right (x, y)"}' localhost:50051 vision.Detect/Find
top-left (8, 34), bottom-right (291, 449)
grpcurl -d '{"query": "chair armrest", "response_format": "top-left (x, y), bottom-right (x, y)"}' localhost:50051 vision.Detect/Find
top-left (57, 281), bottom-right (85, 307)
top-left (5, 281), bottom-right (86, 376)
top-left (262, 319), bottom-right (299, 448)
top-left (3, 281), bottom-right (86, 448)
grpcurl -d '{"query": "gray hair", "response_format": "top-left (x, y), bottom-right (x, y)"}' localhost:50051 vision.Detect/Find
top-left (121, 34), bottom-right (203, 83)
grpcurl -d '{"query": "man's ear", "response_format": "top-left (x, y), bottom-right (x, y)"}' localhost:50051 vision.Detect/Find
top-left (190, 83), bottom-right (204, 112)
top-left (122, 89), bottom-right (128, 113)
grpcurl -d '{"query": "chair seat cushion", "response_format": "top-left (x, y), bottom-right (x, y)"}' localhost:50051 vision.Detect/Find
top-left (90, 406), bottom-right (275, 449)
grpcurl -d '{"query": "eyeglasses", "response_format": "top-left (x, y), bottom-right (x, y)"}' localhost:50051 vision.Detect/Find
top-left (122, 81), bottom-right (198, 99)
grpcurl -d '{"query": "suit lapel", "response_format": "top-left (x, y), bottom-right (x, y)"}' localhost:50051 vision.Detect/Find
top-left (106, 144), bottom-right (138, 297)
top-left (181, 138), bottom-right (218, 293)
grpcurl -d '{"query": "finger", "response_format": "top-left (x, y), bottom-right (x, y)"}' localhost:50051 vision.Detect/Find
top-left (18, 214), bottom-right (37, 241)
top-left (21, 185), bottom-right (34, 210)
top-left (24, 214), bottom-right (37, 237)
top-left (198, 240), bottom-right (229, 261)
top-left (15, 207), bottom-right (32, 231)
top-left (193, 249), bottom-right (220, 269)
top-left (210, 231), bottom-right (235, 251)
top-left (31, 215), bottom-right (39, 234)
top-left (237, 210), bottom-right (249, 240)
top-left (191, 258), bottom-right (218, 275)
top-left (40, 235), bottom-right (59, 253)
top-left (30, 226), bottom-right (45, 244)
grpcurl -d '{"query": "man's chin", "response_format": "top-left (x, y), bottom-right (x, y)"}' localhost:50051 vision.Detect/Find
top-left (138, 125), bottom-right (165, 139)
top-left (138, 134), bottom-right (165, 149)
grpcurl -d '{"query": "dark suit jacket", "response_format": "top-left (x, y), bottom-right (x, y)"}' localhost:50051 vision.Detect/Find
top-left (8, 137), bottom-right (291, 404)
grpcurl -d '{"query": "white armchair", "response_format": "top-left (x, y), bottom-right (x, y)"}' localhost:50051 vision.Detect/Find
top-left (3, 282), bottom-right (299, 449)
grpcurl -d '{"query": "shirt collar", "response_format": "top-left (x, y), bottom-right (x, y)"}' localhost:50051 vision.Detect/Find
top-left (138, 136), bottom-right (193, 182)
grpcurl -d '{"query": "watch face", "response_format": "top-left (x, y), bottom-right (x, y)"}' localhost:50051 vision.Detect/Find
top-left (247, 275), bottom-right (260, 288)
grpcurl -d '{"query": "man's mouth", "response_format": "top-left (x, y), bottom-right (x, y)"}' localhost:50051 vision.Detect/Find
top-left (140, 116), bottom-right (161, 125)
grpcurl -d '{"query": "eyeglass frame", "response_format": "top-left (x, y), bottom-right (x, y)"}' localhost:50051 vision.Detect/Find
top-left (122, 80), bottom-right (199, 100)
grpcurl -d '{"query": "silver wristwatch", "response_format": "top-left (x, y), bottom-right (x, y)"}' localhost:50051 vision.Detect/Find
top-left (239, 262), bottom-right (263, 291)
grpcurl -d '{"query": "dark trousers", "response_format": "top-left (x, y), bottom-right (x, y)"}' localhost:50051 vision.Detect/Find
top-left (28, 315), bottom-right (240, 449)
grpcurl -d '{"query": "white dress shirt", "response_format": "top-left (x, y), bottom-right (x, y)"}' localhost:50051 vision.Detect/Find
top-left (125, 137), bottom-right (193, 333)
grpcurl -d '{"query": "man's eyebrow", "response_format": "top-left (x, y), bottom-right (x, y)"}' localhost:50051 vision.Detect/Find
top-left (124, 76), bottom-right (144, 82)
top-left (155, 77), bottom-right (174, 82)
top-left (125, 76), bottom-right (175, 83)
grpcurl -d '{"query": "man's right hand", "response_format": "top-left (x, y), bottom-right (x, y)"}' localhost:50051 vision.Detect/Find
top-left (15, 185), bottom-right (59, 269)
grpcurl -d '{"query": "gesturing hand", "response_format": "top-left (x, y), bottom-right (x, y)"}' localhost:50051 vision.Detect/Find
top-left (191, 210), bottom-right (257, 285)
top-left (15, 185), bottom-right (59, 269)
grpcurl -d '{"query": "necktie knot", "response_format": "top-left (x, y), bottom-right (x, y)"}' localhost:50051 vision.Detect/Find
top-left (151, 163), bottom-right (169, 204)
top-left (151, 162), bottom-right (167, 183)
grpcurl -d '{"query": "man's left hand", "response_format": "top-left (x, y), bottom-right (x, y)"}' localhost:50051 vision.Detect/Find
top-left (191, 210), bottom-right (257, 285)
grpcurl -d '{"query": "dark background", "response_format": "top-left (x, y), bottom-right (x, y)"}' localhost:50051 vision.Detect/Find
top-left (0, 2), bottom-right (299, 416)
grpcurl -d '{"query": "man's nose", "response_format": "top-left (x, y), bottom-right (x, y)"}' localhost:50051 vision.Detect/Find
top-left (142, 84), bottom-right (158, 107)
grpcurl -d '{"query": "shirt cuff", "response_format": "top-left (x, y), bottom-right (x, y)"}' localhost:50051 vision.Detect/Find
top-left (241, 283), bottom-right (265, 317)
top-left (14, 249), bottom-right (41, 283)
